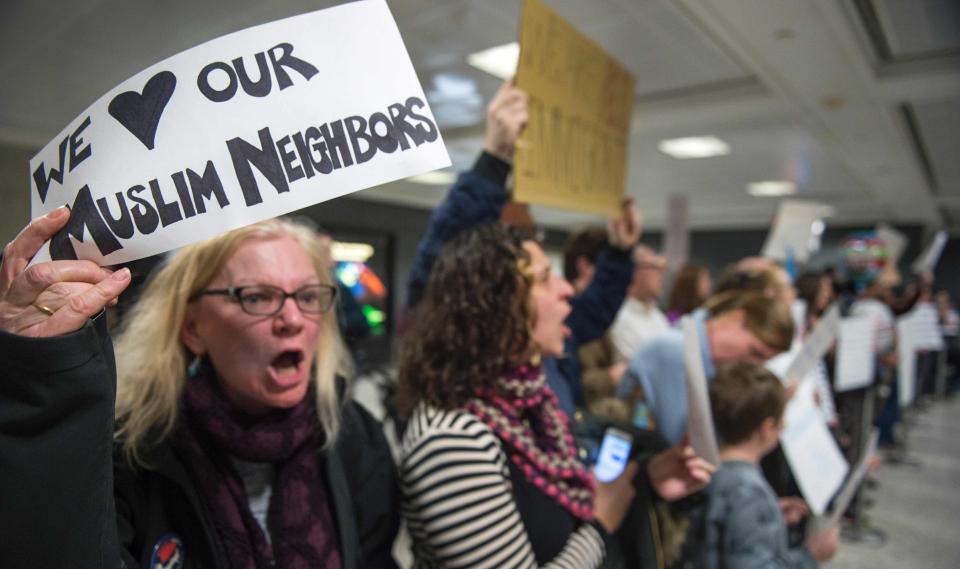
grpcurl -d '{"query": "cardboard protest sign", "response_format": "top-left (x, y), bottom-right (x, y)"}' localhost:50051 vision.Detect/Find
top-left (682, 316), bottom-right (721, 467)
top-left (29, 0), bottom-right (450, 265)
top-left (780, 378), bottom-right (849, 516)
top-left (760, 200), bottom-right (828, 263)
top-left (911, 230), bottom-right (948, 274)
top-left (514, 0), bottom-right (634, 217)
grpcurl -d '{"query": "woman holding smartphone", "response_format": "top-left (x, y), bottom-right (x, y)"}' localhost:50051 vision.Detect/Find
top-left (396, 224), bottom-right (711, 568)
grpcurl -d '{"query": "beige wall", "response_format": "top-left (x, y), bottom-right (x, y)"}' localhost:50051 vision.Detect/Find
top-left (0, 144), bottom-right (36, 246)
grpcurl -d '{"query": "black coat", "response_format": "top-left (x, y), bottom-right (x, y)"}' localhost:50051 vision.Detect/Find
top-left (0, 315), bottom-right (400, 569)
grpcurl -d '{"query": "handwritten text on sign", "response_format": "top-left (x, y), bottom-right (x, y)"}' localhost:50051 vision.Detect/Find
top-left (514, 0), bottom-right (634, 217)
top-left (30, 0), bottom-right (450, 265)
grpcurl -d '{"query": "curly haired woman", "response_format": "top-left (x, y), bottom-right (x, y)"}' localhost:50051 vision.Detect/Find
top-left (396, 223), bottom-right (643, 568)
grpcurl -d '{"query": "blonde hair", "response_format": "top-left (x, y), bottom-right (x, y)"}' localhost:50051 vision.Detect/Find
top-left (703, 290), bottom-right (795, 354)
top-left (114, 218), bottom-right (350, 466)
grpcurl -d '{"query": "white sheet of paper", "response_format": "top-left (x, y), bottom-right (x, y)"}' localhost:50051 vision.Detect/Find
top-left (682, 316), bottom-right (720, 467)
top-left (897, 320), bottom-right (917, 406)
top-left (766, 300), bottom-right (808, 381)
top-left (834, 316), bottom-right (876, 392)
top-left (827, 430), bottom-right (879, 527)
top-left (780, 379), bottom-right (849, 516)
top-left (29, 0), bottom-right (450, 265)
top-left (783, 304), bottom-right (840, 385)
top-left (810, 361), bottom-right (838, 424)
top-left (760, 199), bottom-right (828, 263)
top-left (875, 223), bottom-right (908, 266)
top-left (900, 302), bottom-right (944, 351)
top-left (911, 230), bottom-right (947, 274)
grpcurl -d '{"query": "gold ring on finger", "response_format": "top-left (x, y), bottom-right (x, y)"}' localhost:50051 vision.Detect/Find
top-left (31, 302), bottom-right (56, 316)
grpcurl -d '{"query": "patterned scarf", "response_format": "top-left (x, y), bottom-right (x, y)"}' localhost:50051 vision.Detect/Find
top-left (176, 373), bottom-right (342, 569)
top-left (464, 364), bottom-right (596, 521)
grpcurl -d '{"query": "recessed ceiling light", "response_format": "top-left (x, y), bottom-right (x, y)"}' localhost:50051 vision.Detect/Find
top-left (658, 136), bottom-right (731, 159)
top-left (406, 170), bottom-right (457, 185)
top-left (747, 181), bottom-right (796, 197)
top-left (467, 42), bottom-right (519, 80)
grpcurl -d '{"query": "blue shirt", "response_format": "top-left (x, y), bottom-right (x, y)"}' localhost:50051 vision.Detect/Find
top-left (617, 311), bottom-right (715, 445)
top-left (685, 461), bottom-right (817, 569)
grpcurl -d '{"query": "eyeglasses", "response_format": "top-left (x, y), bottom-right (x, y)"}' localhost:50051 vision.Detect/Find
top-left (193, 284), bottom-right (337, 316)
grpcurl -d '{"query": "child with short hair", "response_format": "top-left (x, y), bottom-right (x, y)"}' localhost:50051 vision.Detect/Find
top-left (685, 362), bottom-right (839, 568)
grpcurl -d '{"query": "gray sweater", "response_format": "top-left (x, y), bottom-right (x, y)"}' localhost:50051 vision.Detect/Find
top-left (685, 460), bottom-right (818, 569)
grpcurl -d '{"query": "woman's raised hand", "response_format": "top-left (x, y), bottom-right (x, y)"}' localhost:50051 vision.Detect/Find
top-left (0, 207), bottom-right (131, 337)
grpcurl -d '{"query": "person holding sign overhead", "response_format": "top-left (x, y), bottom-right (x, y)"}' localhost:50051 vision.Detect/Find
top-left (405, 80), bottom-right (639, 418)
top-left (0, 211), bottom-right (399, 569)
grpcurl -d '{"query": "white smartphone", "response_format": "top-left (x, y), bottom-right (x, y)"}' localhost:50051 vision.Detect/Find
top-left (593, 427), bottom-right (633, 483)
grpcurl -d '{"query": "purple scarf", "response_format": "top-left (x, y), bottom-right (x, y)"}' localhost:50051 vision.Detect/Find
top-left (464, 364), bottom-right (596, 522)
top-left (177, 374), bottom-right (342, 569)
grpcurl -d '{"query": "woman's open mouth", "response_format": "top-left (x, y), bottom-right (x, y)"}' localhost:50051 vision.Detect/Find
top-left (268, 350), bottom-right (305, 386)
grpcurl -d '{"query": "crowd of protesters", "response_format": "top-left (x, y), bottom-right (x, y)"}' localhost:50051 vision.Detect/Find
top-left (1, 81), bottom-right (954, 569)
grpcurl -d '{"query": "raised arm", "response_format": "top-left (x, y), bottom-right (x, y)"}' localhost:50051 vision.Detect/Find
top-left (566, 200), bottom-right (640, 346)
top-left (406, 82), bottom-right (527, 309)
top-left (0, 208), bottom-right (132, 568)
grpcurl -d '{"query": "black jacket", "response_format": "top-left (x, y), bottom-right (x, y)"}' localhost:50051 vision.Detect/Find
top-left (0, 315), bottom-right (399, 568)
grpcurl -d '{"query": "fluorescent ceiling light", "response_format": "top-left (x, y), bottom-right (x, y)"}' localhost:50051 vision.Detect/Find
top-left (406, 170), bottom-right (456, 185)
top-left (331, 242), bottom-right (374, 263)
top-left (747, 181), bottom-right (796, 197)
top-left (658, 136), bottom-right (730, 159)
top-left (467, 42), bottom-right (519, 80)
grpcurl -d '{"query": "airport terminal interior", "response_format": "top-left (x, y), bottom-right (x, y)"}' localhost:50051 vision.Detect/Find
top-left (1, 1), bottom-right (958, 568)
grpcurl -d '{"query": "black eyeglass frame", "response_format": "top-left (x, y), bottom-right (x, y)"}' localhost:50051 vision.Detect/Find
top-left (192, 284), bottom-right (338, 316)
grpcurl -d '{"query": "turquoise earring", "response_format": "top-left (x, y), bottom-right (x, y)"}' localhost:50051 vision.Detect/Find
top-left (187, 354), bottom-right (203, 378)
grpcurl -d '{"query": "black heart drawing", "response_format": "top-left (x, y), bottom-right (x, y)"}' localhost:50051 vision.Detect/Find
top-left (108, 71), bottom-right (177, 150)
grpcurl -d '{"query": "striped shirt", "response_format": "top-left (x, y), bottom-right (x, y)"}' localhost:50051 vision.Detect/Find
top-left (399, 406), bottom-right (605, 568)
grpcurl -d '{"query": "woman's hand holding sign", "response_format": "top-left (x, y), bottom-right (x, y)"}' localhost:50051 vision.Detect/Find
top-left (0, 208), bottom-right (131, 337)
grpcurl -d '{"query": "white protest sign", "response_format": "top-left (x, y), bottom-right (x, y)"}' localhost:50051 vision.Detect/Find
top-left (810, 361), bottom-right (838, 425)
top-left (760, 199), bottom-right (828, 263)
top-left (911, 230), bottom-right (947, 274)
top-left (875, 223), bottom-right (907, 266)
top-left (897, 320), bottom-right (918, 406)
top-left (834, 316), bottom-right (876, 392)
top-left (780, 379), bottom-right (849, 516)
top-left (784, 304), bottom-right (840, 385)
top-left (765, 300), bottom-right (808, 381)
top-left (682, 316), bottom-right (720, 467)
top-left (900, 302), bottom-right (944, 351)
top-left (827, 429), bottom-right (878, 527)
top-left (29, 0), bottom-right (450, 265)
